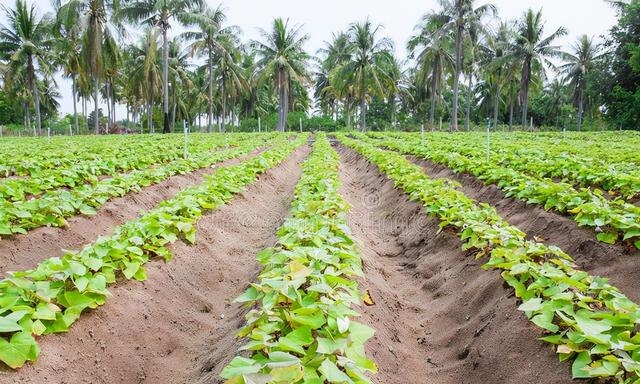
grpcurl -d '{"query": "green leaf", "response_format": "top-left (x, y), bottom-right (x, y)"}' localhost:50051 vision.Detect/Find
top-left (277, 326), bottom-right (314, 354)
top-left (123, 261), bottom-right (140, 279)
top-left (596, 232), bottom-right (618, 244)
top-left (0, 314), bottom-right (24, 333)
top-left (349, 321), bottom-right (375, 345)
top-left (269, 364), bottom-right (304, 382)
top-left (319, 358), bottom-right (351, 383)
top-left (0, 332), bottom-right (40, 369)
top-left (574, 310), bottom-right (612, 344)
top-left (219, 356), bottom-right (261, 379)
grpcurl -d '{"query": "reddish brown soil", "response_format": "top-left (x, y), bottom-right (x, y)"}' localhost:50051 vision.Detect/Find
top-left (0, 148), bottom-right (263, 274)
top-left (0, 145), bottom-right (308, 384)
top-left (337, 145), bottom-right (572, 384)
top-left (408, 156), bottom-right (640, 303)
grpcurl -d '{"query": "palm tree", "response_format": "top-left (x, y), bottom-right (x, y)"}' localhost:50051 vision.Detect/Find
top-left (252, 18), bottom-right (309, 132)
top-left (433, 0), bottom-right (496, 131)
top-left (126, 28), bottom-right (162, 133)
top-left (479, 21), bottom-right (518, 129)
top-left (52, 0), bottom-right (84, 133)
top-left (167, 37), bottom-right (191, 129)
top-left (408, 12), bottom-right (455, 128)
top-left (182, 4), bottom-right (243, 132)
top-left (560, 35), bottom-right (600, 131)
top-left (0, 0), bottom-right (53, 136)
top-left (511, 8), bottom-right (567, 128)
top-left (342, 19), bottom-right (394, 132)
top-left (118, 0), bottom-right (203, 133)
top-left (58, 0), bottom-right (119, 134)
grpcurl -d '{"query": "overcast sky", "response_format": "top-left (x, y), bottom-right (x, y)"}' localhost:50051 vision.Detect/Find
top-left (1, 0), bottom-right (620, 115)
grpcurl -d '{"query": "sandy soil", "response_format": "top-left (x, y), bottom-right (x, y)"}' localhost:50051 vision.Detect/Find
top-left (0, 145), bottom-right (309, 384)
top-left (0, 148), bottom-right (263, 274)
top-left (0, 139), bottom-right (627, 384)
top-left (337, 144), bottom-right (573, 384)
top-left (409, 156), bottom-right (640, 303)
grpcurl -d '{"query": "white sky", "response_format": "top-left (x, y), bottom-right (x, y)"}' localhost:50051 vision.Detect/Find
top-left (1, 0), bottom-right (619, 115)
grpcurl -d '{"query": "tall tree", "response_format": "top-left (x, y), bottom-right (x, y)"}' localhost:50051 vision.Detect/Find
top-left (344, 19), bottom-right (394, 132)
top-left (125, 28), bottom-right (162, 133)
top-left (118, 0), bottom-right (202, 133)
top-left (479, 21), bottom-right (518, 129)
top-left (252, 18), bottom-right (309, 132)
top-left (182, 4), bottom-right (243, 132)
top-left (560, 35), bottom-right (600, 131)
top-left (58, 0), bottom-right (119, 134)
top-left (511, 8), bottom-right (567, 127)
top-left (52, 0), bottom-right (84, 134)
top-left (408, 12), bottom-right (455, 128)
top-left (433, 0), bottom-right (496, 131)
top-left (0, 0), bottom-right (53, 136)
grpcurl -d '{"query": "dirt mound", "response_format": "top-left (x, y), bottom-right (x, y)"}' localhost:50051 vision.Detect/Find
top-left (1, 146), bottom-right (309, 384)
top-left (337, 145), bottom-right (571, 384)
top-left (409, 156), bottom-right (640, 303)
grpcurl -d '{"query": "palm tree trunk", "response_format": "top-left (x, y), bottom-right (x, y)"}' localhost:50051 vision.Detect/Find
top-left (451, 23), bottom-right (464, 132)
top-left (172, 90), bottom-right (177, 130)
top-left (27, 57), bottom-right (42, 136)
top-left (493, 84), bottom-right (500, 130)
top-left (208, 52), bottom-right (213, 133)
top-left (509, 92), bottom-right (514, 131)
top-left (162, 23), bottom-right (170, 134)
top-left (429, 69), bottom-right (438, 128)
top-left (112, 89), bottom-right (116, 127)
top-left (106, 81), bottom-right (111, 132)
top-left (277, 69), bottom-right (286, 132)
top-left (72, 75), bottom-right (79, 133)
top-left (520, 59), bottom-right (531, 128)
top-left (283, 77), bottom-right (289, 132)
top-left (359, 95), bottom-right (366, 132)
top-left (465, 74), bottom-right (472, 131)
top-left (577, 86), bottom-right (584, 131)
top-left (221, 80), bottom-right (226, 133)
top-left (24, 100), bottom-right (30, 135)
top-left (94, 75), bottom-right (99, 134)
top-left (345, 98), bottom-right (351, 130)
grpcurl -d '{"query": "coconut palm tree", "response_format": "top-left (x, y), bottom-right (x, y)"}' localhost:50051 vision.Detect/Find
top-left (432, 0), bottom-right (496, 131)
top-left (511, 8), bottom-right (567, 128)
top-left (118, 0), bottom-right (203, 133)
top-left (316, 32), bottom-right (353, 119)
top-left (0, 0), bottom-right (53, 136)
top-left (560, 35), bottom-right (600, 131)
top-left (408, 11), bottom-right (455, 128)
top-left (340, 19), bottom-right (394, 132)
top-left (57, 0), bottom-right (119, 134)
top-left (126, 28), bottom-right (162, 133)
top-left (52, 0), bottom-right (84, 133)
top-left (167, 37), bottom-right (192, 129)
top-left (182, 4), bottom-right (243, 132)
top-left (479, 21), bottom-right (518, 129)
top-left (252, 18), bottom-right (309, 132)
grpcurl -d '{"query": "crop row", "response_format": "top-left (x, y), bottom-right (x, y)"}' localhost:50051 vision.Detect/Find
top-left (364, 133), bottom-right (640, 250)
top-left (338, 133), bottom-right (640, 382)
top-left (0, 134), bottom-right (190, 178)
top-left (389, 132), bottom-right (640, 200)
top-left (221, 133), bottom-right (376, 384)
top-left (0, 134), bottom-right (307, 369)
top-left (0, 134), bottom-right (254, 202)
top-left (0, 134), bottom-right (279, 239)
top-left (485, 131), bottom-right (640, 165)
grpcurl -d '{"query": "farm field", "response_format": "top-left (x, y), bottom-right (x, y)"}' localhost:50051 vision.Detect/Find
top-left (0, 131), bottom-right (638, 383)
